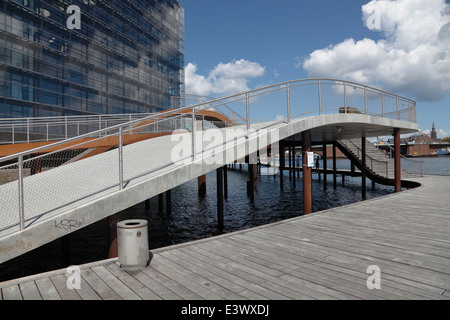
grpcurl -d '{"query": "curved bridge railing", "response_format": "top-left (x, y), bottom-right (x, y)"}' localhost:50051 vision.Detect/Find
top-left (0, 79), bottom-right (417, 232)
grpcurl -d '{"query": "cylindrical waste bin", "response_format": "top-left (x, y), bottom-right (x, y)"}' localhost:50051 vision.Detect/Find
top-left (117, 220), bottom-right (152, 271)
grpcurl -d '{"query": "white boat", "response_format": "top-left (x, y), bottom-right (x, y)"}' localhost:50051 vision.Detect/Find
top-left (436, 147), bottom-right (450, 155)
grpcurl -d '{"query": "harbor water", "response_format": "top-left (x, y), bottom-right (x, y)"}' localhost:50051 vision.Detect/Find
top-left (0, 156), bottom-right (449, 283)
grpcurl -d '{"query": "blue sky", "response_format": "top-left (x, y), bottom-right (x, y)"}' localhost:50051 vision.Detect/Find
top-left (181, 0), bottom-right (450, 138)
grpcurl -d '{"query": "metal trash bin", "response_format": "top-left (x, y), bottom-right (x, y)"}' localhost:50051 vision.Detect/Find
top-left (117, 220), bottom-right (152, 271)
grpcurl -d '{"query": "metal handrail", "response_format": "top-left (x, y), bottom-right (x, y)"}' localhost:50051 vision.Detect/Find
top-left (0, 113), bottom-right (156, 145)
top-left (382, 143), bottom-right (425, 177)
top-left (0, 78), bottom-right (417, 231)
top-left (340, 139), bottom-right (391, 177)
top-left (0, 77), bottom-right (417, 164)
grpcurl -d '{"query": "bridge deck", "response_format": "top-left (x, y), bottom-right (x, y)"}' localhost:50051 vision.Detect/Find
top-left (1, 175), bottom-right (449, 300)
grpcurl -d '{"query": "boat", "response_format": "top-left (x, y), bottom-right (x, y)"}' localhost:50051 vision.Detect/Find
top-left (436, 148), bottom-right (450, 156)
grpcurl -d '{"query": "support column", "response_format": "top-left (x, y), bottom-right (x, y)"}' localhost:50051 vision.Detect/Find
top-left (302, 131), bottom-right (312, 215)
top-left (158, 193), bottom-right (164, 213)
top-left (216, 167), bottom-right (224, 233)
top-left (223, 165), bottom-right (228, 199)
top-left (198, 174), bottom-right (206, 197)
top-left (333, 143), bottom-right (337, 189)
top-left (394, 128), bottom-right (401, 193)
top-left (248, 163), bottom-right (255, 202)
top-left (166, 190), bottom-right (172, 215)
top-left (280, 146), bottom-right (285, 191)
top-left (253, 162), bottom-right (258, 190)
top-left (288, 147), bottom-right (292, 181)
top-left (323, 144), bottom-right (327, 191)
top-left (361, 137), bottom-right (367, 200)
top-left (292, 147), bottom-right (296, 188)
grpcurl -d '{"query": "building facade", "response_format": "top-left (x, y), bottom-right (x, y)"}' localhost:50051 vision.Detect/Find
top-left (0, 0), bottom-right (185, 118)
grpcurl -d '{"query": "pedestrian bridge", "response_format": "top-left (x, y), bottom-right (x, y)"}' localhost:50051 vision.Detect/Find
top-left (0, 79), bottom-right (418, 264)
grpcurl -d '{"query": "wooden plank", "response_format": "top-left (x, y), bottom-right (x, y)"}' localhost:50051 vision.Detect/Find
top-left (91, 266), bottom-right (141, 300)
top-left (2, 285), bottom-right (22, 300)
top-left (35, 278), bottom-right (61, 300)
top-left (105, 262), bottom-right (162, 300)
top-left (81, 268), bottom-right (120, 300)
top-left (318, 254), bottom-right (449, 294)
top-left (312, 260), bottom-right (448, 300)
top-left (139, 261), bottom-right (204, 300)
top-left (187, 243), bottom-right (338, 300)
top-left (19, 281), bottom-right (42, 300)
top-left (216, 235), bottom-right (387, 300)
top-left (160, 250), bottom-right (246, 300)
top-left (50, 275), bottom-right (81, 300)
top-left (177, 245), bottom-right (300, 299)
top-left (130, 269), bottom-right (182, 300)
top-left (151, 254), bottom-right (223, 300)
top-left (73, 273), bottom-right (102, 300)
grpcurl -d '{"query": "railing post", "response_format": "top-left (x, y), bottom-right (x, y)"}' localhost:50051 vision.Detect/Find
top-left (408, 101), bottom-right (411, 122)
top-left (344, 82), bottom-right (347, 112)
top-left (394, 128), bottom-right (401, 193)
top-left (12, 124), bottom-right (15, 144)
top-left (192, 108), bottom-right (196, 161)
top-left (287, 83), bottom-right (291, 121)
top-left (381, 93), bottom-right (385, 117)
top-left (65, 116), bottom-right (68, 139)
top-left (119, 127), bottom-right (124, 190)
top-left (386, 162), bottom-right (388, 178)
top-left (318, 80), bottom-right (322, 115)
top-left (26, 118), bottom-right (30, 143)
top-left (18, 155), bottom-right (25, 230)
top-left (364, 87), bottom-right (368, 115)
top-left (99, 115), bottom-right (102, 138)
top-left (396, 96), bottom-right (399, 120)
top-left (246, 93), bottom-right (250, 132)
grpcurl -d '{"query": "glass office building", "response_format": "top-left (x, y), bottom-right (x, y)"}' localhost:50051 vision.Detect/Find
top-left (0, 0), bottom-right (185, 118)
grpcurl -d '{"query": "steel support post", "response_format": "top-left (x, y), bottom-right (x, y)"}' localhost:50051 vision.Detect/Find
top-left (302, 131), bottom-right (312, 215)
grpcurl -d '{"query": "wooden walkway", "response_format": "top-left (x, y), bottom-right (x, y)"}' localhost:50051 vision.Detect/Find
top-left (1, 175), bottom-right (449, 300)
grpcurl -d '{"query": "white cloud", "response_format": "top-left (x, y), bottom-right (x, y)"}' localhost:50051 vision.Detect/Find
top-left (185, 59), bottom-right (265, 97)
top-left (416, 128), bottom-right (450, 139)
top-left (303, 0), bottom-right (450, 102)
top-left (438, 129), bottom-right (450, 139)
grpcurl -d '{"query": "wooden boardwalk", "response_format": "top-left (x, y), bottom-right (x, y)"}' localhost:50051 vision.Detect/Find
top-left (1, 175), bottom-right (449, 300)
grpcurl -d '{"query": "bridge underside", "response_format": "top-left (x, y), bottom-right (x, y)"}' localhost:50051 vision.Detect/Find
top-left (0, 114), bottom-right (418, 264)
top-left (284, 115), bottom-right (417, 145)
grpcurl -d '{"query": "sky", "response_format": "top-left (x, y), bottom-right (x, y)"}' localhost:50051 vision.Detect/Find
top-left (180, 0), bottom-right (450, 138)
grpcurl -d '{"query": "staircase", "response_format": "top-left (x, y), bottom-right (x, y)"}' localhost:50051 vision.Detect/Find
top-left (335, 139), bottom-right (416, 186)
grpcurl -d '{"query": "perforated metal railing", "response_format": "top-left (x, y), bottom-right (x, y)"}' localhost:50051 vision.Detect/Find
top-left (0, 113), bottom-right (155, 145)
top-left (0, 79), bottom-right (417, 232)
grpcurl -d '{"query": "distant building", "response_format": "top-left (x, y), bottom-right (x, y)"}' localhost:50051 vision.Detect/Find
top-left (388, 122), bottom-right (439, 145)
top-left (431, 122), bottom-right (437, 141)
top-left (0, 0), bottom-right (185, 118)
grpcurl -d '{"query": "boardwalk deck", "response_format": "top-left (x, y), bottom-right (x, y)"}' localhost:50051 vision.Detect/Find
top-left (1, 175), bottom-right (449, 300)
